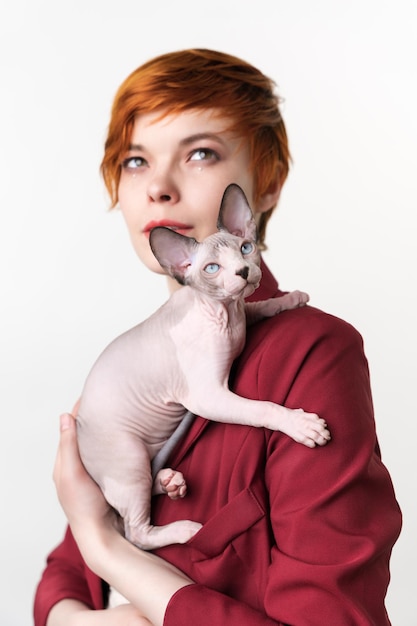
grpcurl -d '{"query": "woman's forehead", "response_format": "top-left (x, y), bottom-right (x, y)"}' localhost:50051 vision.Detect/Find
top-left (131, 108), bottom-right (236, 137)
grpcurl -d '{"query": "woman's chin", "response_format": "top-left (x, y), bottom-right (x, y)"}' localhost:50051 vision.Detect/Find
top-left (136, 251), bottom-right (167, 276)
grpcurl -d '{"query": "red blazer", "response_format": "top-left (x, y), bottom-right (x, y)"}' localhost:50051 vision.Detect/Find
top-left (34, 261), bottom-right (401, 625)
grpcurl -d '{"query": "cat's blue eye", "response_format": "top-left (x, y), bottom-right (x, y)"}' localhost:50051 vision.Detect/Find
top-left (241, 242), bottom-right (254, 255)
top-left (204, 263), bottom-right (220, 274)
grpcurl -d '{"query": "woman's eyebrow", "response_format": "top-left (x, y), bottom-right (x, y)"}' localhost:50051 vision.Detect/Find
top-left (128, 143), bottom-right (144, 151)
top-left (179, 132), bottom-right (226, 146)
top-left (127, 133), bottom-right (226, 152)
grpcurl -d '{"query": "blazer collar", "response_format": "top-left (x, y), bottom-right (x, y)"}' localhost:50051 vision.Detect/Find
top-left (246, 257), bottom-right (281, 302)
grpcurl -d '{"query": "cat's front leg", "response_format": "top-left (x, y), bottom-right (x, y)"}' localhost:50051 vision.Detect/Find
top-left (245, 290), bottom-right (309, 325)
top-left (152, 467), bottom-right (187, 500)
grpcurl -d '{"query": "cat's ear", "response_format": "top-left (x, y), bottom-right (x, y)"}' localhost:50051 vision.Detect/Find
top-left (149, 227), bottom-right (199, 284)
top-left (217, 184), bottom-right (257, 241)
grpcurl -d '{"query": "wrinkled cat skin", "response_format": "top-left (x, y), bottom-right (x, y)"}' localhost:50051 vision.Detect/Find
top-left (77, 184), bottom-right (330, 551)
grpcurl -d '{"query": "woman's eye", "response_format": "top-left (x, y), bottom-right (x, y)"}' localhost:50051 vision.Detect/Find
top-left (241, 242), bottom-right (254, 255)
top-left (122, 156), bottom-right (147, 170)
top-left (189, 148), bottom-right (218, 162)
top-left (204, 263), bottom-right (220, 274)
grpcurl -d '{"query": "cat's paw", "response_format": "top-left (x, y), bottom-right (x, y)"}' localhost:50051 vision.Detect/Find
top-left (287, 409), bottom-right (331, 448)
top-left (281, 290), bottom-right (310, 310)
top-left (127, 519), bottom-right (202, 550)
top-left (153, 467), bottom-right (187, 499)
top-left (170, 520), bottom-right (203, 544)
top-left (255, 290), bottom-right (310, 319)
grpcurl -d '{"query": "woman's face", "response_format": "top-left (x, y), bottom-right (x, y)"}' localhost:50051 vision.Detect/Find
top-left (118, 109), bottom-right (263, 280)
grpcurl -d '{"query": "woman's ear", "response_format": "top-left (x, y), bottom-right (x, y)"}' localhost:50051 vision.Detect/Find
top-left (256, 180), bottom-right (281, 214)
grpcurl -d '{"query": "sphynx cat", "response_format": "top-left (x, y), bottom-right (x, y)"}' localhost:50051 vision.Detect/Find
top-left (76, 184), bottom-right (330, 552)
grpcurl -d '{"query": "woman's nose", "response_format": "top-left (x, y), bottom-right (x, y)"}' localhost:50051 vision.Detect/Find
top-left (147, 168), bottom-right (179, 204)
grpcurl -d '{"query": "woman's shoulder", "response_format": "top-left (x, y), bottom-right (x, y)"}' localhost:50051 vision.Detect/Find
top-left (248, 264), bottom-right (362, 350)
top-left (245, 302), bottom-right (365, 360)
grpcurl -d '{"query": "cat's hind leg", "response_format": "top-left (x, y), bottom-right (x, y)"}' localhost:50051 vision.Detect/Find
top-left (105, 438), bottom-right (202, 550)
top-left (78, 425), bottom-right (201, 550)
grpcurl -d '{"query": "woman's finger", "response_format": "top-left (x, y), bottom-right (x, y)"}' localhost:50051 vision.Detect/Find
top-left (53, 413), bottom-right (80, 488)
top-left (53, 410), bottom-right (114, 537)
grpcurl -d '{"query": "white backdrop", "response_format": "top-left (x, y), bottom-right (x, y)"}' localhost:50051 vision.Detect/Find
top-left (1, 1), bottom-right (415, 624)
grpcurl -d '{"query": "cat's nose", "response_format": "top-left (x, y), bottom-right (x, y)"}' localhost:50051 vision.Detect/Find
top-left (236, 266), bottom-right (249, 280)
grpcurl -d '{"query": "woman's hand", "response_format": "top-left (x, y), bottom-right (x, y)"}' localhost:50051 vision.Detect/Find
top-left (53, 412), bottom-right (119, 551)
top-left (53, 411), bottom-right (194, 626)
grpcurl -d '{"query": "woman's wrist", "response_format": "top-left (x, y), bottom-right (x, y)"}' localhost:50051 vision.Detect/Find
top-left (46, 599), bottom-right (91, 626)
top-left (71, 516), bottom-right (193, 626)
top-left (69, 512), bottom-right (121, 574)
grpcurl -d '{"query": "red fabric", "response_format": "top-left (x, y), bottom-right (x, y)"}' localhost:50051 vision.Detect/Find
top-left (34, 526), bottom-right (105, 619)
top-left (34, 260), bottom-right (401, 626)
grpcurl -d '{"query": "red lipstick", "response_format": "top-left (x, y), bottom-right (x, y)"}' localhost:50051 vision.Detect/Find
top-left (143, 220), bottom-right (193, 237)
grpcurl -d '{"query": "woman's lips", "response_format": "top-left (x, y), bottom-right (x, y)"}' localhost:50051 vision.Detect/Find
top-left (143, 220), bottom-right (193, 238)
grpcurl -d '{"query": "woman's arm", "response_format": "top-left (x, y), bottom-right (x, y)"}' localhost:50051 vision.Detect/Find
top-left (47, 599), bottom-right (90, 626)
top-left (52, 412), bottom-right (193, 626)
top-left (47, 599), bottom-right (152, 626)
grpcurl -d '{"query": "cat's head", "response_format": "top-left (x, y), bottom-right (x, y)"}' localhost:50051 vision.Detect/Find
top-left (149, 184), bottom-right (262, 301)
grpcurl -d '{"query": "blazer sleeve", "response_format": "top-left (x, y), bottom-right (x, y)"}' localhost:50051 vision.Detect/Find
top-left (163, 307), bottom-right (402, 625)
top-left (33, 525), bottom-right (105, 626)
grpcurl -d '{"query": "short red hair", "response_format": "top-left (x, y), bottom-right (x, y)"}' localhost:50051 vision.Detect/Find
top-left (101, 49), bottom-right (290, 245)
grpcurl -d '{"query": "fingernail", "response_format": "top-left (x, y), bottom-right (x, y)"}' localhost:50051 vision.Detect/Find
top-left (60, 413), bottom-right (71, 431)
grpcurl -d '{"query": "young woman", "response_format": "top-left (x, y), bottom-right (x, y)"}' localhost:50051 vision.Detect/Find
top-left (34, 49), bottom-right (402, 626)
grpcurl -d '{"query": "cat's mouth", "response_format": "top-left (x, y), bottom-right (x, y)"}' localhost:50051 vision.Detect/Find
top-left (144, 220), bottom-right (193, 238)
top-left (227, 276), bottom-right (260, 300)
top-left (242, 281), bottom-right (260, 298)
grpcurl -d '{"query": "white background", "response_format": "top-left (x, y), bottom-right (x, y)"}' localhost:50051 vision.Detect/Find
top-left (1, 1), bottom-right (415, 624)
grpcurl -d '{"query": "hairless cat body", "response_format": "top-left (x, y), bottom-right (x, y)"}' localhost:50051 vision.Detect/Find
top-left (76, 184), bottom-right (330, 551)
